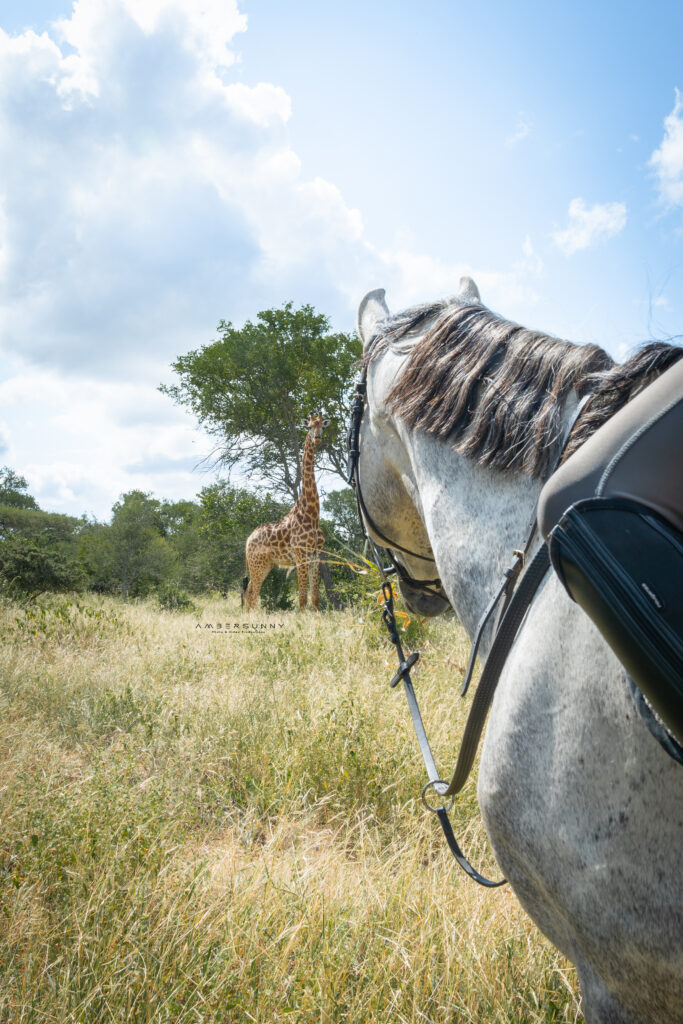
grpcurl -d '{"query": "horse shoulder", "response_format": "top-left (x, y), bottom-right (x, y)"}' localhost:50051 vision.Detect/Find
top-left (478, 574), bottom-right (683, 1021)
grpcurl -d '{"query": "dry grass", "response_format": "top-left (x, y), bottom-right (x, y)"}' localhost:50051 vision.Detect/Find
top-left (0, 592), bottom-right (583, 1023)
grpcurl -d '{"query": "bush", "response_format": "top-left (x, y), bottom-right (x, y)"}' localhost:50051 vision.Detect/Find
top-left (259, 568), bottom-right (295, 612)
top-left (317, 540), bottom-right (395, 610)
top-left (0, 535), bottom-right (85, 596)
top-left (157, 583), bottom-right (196, 613)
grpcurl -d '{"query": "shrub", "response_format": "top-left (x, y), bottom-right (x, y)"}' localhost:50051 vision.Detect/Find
top-left (157, 583), bottom-right (196, 612)
top-left (259, 567), bottom-right (295, 612)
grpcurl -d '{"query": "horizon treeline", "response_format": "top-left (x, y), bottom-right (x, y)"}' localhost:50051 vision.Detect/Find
top-left (0, 467), bottom-right (365, 610)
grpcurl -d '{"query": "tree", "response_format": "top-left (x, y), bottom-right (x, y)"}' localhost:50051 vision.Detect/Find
top-left (0, 503), bottom-right (86, 594)
top-left (156, 499), bottom-right (205, 592)
top-left (196, 482), bottom-right (289, 592)
top-left (160, 303), bottom-right (361, 501)
top-left (80, 491), bottom-right (176, 600)
top-left (322, 488), bottom-right (366, 552)
top-left (0, 536), bottom-right (84, 595)
top-left (0, 467), bottom-right (40, 509)
top-left (78, 522), bottom-right (117, 593)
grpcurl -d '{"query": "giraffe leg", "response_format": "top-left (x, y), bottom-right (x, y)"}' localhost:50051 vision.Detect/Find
top-left (245, 560), bottom-right (272, 611)
top-left (295, 560), bottom-right (309, 611)
top-left (310, 556), bottom-right (320, 611)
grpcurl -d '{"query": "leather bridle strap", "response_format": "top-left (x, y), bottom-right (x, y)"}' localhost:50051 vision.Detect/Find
top-left (445, 397), bottom-right (592, 793)
top-left (376, 545), bottom-right (551, 887)
top-left (442, 543), bottom-right (550, 798)
top-left (348, 371), bottom-right (443, 592)
top-left (460, 548), bottom-right (525, 697)
top-left (459, 514), bottom-right (540, 697)
top-left (350, 368), bottom-right (504, 884)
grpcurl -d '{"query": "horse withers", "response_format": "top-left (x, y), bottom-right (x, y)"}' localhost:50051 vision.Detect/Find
top-left (355, 278), bottom-right (683, 1024)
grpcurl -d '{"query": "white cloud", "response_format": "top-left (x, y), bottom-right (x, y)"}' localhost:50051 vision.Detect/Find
top-left (371, 233), bottom-right (543, 316)
top-left (0, 0), bottom-right (366, 379)
top-left (0, 0), bottom-right (546, 516)
top-left (506, 113), bottom-right (532, 146)
top-left (222, 81), bottom-right (291, 126)
top-left (0, 368), bottom-right (213, 517)
top-left (54, 0), bottom-right (247, 99)
top-left (0, 0), bottom-right (546, 390)
top-left (649, 89), bottom-right (683, 207)
top-left (553, 198), bottom-right (627, 255)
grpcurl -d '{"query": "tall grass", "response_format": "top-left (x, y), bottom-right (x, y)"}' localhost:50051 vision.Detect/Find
top-left (0, 593), bottom-right (583, 1022)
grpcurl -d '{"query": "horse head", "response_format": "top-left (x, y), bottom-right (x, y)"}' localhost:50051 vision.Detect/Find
top-left (354, 278), bottom-right (482, 618)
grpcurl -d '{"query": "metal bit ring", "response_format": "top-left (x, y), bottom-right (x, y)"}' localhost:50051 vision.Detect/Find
top-left (421, 779), bottom-right (455, 814)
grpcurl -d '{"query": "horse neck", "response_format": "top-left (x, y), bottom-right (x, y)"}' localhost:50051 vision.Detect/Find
top-left (404, 428), bottom-right (543, 641)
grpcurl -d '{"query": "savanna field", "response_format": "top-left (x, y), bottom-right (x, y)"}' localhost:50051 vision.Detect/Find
top-left (0, 592), bottom-right (584, 1023)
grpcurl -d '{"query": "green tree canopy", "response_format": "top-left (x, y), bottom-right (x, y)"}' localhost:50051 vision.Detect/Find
top-left (79, 491), bottom-right (175, 600)
top-left (0, 536), bottom-right (84, 595)
top-left (160, 303), bottom-right (361, 501)
top-left (0, 498), bottom-right (86, 595)
top-left (322, 488), bottom-right (366, 552)
top-left (0, 466), bottom-right (40, 509)
top-left (197, 482), bottom-right (288, 591)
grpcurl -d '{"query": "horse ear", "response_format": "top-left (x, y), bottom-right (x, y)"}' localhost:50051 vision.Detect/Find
top-left (357, 288), bottom-right (390, 349)
top-left (456, 276), bottom-right (481, 304)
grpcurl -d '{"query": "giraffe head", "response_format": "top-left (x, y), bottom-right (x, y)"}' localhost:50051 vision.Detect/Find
top-left (303, 411), bottom-right (328, 446)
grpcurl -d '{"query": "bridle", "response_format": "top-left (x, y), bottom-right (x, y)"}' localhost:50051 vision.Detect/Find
top-left (346, 367), bottom-right (449, 603)
top-left (347, 361), bottom-right (591, 887)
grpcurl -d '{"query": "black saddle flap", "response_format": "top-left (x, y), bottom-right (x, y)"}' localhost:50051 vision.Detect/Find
top-left (549, 496), bottom-right (683, 745)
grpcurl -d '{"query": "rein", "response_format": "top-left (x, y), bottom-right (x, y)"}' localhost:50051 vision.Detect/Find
top-left (348, 366), bottom-right (590, 887)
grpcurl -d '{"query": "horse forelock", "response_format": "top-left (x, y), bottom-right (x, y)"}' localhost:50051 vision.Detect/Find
top-left (362, 299), bottom-right (450, 357)
top-left (367, 300), bottom-right (683, 479)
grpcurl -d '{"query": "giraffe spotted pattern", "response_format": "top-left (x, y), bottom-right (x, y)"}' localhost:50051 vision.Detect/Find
top-left (243, 414), bottom-right (326, 611)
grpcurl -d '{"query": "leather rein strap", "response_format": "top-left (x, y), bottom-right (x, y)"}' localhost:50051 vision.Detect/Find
top-left (442, 544), bottom-right (550, 798)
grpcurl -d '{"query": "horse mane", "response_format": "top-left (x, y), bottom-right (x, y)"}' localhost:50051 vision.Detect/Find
top-left (562, 341), bottom-right (683, 460)
top-left (367, 302), bottom-right (683, 479)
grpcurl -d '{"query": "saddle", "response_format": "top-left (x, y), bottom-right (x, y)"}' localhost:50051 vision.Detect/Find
top-left (538, 358), bottom-right (683, 747)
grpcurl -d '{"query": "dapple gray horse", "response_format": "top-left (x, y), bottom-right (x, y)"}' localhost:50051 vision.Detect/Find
top-left (356, 278), bottom-right (683, 1024)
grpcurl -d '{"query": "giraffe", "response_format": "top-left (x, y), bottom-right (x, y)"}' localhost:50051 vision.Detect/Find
top-left (242, 413), bottom-right (327, 612)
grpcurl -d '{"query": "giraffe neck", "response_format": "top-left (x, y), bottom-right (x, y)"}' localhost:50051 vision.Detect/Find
top-left (299, 433), bottom-right (319, 520)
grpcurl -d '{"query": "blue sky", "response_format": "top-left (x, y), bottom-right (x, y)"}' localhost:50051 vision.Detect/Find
top-left (0, 0), bottom-right (681, 517)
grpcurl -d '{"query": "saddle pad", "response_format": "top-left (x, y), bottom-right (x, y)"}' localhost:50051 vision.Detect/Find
top-left (549, 496), bottom-right (683, 745)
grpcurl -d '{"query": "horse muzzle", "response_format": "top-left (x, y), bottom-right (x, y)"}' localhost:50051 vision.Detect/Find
top-left (398, 577), bottom-right (453, 618)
